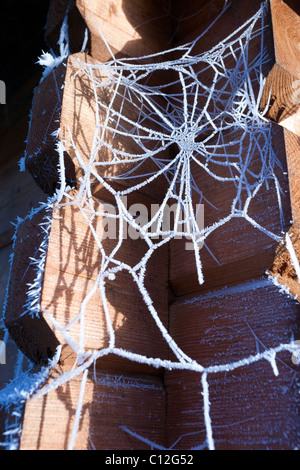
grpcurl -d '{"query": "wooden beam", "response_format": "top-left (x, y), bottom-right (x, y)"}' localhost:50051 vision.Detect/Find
top-left (261, 0), bottom-right (300, 296)
top-left (259, 63), bottom-right (300, 138)
top-left (26, 52), bottom-right (171, 201)
top-left (25, 62), bottom-right (67, 195)
top-left (9, 1), bottom-right (173, 449)
top-left (169, 125), bottom-right (291, 297)
top-left (268, 0), bottom-right (300, 220)
top-left (59, 53), bottom-right (171, 201)
top-left (172, 0), bottom-right (227, 45)
top-left (166, 279), bottom-right (300, 449)
top-left (76, 0), bottom-right (173, 62)
top-left (169, 0), bottom-right (291, 296)
top-left (20, 366), bottom-right (166, 450)
top-left (269, 224), bottom-right (300, 300)
top-left (9, 0), bottom-right (300, 451)
top-left (166, 1), bottom-right (300, 449)
top-left (4, 207), bottom-right (60, 364)
top-left (270, 0), bottom-right (300, 80)
top-left (4, 192), bottom-right (169, 373)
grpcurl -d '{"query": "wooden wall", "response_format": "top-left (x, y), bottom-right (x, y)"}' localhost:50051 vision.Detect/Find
top-left (166, 0), bottom-right (300, 449)
top-left (1, 0), bottom-right (299, 450)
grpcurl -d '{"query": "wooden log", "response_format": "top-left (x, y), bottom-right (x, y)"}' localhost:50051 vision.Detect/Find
top-left (0, 114), bottom-right (46, 449)
top-left (59, 53), bottom-right (171, 201)
top-left (169, 126), bottom-right (291, 297)
top-left (4, 192), bottom-right (169, 373)
top-left (174, 0), bottom-right (273, 53)
top-left (168, 0), bottom-right (291, 296)
top-left (172, 0), bottom-right (227, 45)
top-left (166, 278), bottom-right (300, 449)
top-left (20, 366), bottom-right (166, 450)
top-left (266, 0), bottom-right (300, 222)
top-left (269, 224), bottom-right (300, 300)
top-left (259, 64), bottom-right (300, 137)
top-left (260, 0), bottom-right (300, 296)
top-left (76, 0), bottom-right (173, 62)
top-left (26, 51), bottom-right (171, 201)
top-left (11, 0), bottom-right (300, 452)
top-left (4, 207), bottom-right (60, 364)
top-left (270, 0), bottom-right (300, 80)
top-left (25, 62), bottom-right (69, 195)
top-left (166, 362), bottom-right (299, 450)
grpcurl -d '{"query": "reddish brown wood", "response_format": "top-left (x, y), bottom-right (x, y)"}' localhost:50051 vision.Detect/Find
top-left (25, 51), bottom-right (172, 201)
top-left (4, 191), bottom-right (169, 372)
top-left (25, 62), bottom-right (68, 195)
top-left (76, 0), bottom-right (173, 62)
top-left (270, 0), bottom-right (300, 80)
top-left (259, 63), bottom-right (300, 137)
top-left (166, 279), bottom-right (300, 450)
top-left (169, 0), bottom-right (291, 296)
top-left (20, 367), bottom-right (166, 450)
top-left (260, 0), bottom-right (300, 295)
top-left (59, 53), bottom-right (171, 201)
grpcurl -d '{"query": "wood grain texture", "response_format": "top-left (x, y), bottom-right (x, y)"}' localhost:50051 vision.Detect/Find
top-left (267, 0), bottom-right (300, 224)
top-left (269, 224), bottom-right (300, 299)
top-left (76, 0), bottom-right (173, 61)
top-left (166, 279), bottom-right (300, 449)
top-left (20, 367), bottom-right (165, 450)
top-left (5, 192), bottom-right (169, 373)
top-left (270, 0), bottom-right (300, 80)
top-left (14, 0), bottom-right (300, 451)
top-left (167, 362), bottom-right (299, 450)
top-left (167, 0), bottom-right (291, 296)
top-left (167, 0), bottom-right (300, 449)
top-left (259, 63), bottom-right (300, 137)
top-left (59, 52), bottom-right (171, 201)
top-left (283, 129), bottom-right (300, 225)
top-left (26, 51), bottom-right (171, 201)
top-left (25, 62), bottom-right (69, 195)
top-left (263, 0), bottom-right (300, 293)
top-left (169, 124), bottom-right (291, 297)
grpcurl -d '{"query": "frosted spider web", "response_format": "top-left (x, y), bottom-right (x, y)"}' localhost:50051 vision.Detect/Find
top-left (1, 0), bottom-right (300, 451)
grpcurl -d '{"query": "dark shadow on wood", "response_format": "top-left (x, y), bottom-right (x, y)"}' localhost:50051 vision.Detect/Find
top-left (283, 0), bottom-right (300, 15)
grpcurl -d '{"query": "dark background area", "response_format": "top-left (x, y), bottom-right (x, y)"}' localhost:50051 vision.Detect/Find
top-left (0, 0), bottom-right (51, 134)
top-left (0, 1), bottom-right (51, 447)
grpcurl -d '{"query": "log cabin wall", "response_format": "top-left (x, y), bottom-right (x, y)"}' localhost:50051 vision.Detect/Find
top-left (6, 0), bottom-right (175, 450)
top-left (1, 0), bottom-right (299, 450)
top-left (167, 0), bottom-right (300, 449)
